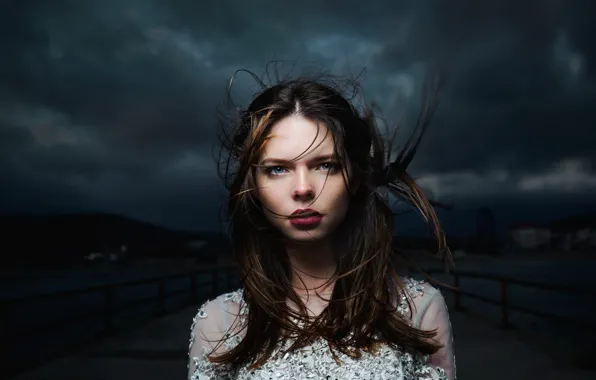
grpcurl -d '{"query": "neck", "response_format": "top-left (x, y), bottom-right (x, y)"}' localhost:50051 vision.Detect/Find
top-left (286, 237), bottom-right (337, 296)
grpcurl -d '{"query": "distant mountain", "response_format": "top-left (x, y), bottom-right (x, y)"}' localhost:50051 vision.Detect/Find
top-left (0, 213), bottom-right (229, 266)
top-left (0, 212), bottom-right (192, 240)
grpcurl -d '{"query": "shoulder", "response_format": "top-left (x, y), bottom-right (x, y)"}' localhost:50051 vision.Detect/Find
top-left (192, 288), bottom-right (246, 328)
top-left (189, 289), bottom-right (246, 349)
top-left (188, 290), bottom-right (245, 377)
top-left (399, 276), bottom-right (441, 305)
top-left (200, 288), bottom-right (245, 314)
top-left (398, 277), bottom-right (446, 327)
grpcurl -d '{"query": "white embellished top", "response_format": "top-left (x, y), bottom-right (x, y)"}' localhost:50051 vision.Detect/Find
top-left (188, 278), bottom-right (456, 380)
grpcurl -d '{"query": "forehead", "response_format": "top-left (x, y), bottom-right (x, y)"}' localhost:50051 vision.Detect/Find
top-left (261, 115), bottom-right (336, 160)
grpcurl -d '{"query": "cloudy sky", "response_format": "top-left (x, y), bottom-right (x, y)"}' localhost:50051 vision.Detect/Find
top-left (1, 0), bottom-right (595, 234)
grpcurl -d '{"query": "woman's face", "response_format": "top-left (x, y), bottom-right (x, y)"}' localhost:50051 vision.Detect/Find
top-left (255, 114), bottom-right (351, 243)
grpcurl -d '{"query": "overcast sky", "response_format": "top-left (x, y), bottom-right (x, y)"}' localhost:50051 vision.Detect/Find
top-left (1, 0), bottom-right (595, 232)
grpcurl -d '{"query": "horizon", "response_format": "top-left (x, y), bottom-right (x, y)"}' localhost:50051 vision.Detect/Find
top-left (3, 206), bottom-right (595, 240)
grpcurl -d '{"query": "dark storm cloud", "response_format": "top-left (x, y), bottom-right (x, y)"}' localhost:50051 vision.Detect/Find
top-left (2, 2), bottom-right (222, 153)
top-left (0, 0), bottom-right (231, 228)
top-left (1, 0), bottom-right (595, 229)
top-left (365, 1), bottom-right (596, 211)
top-left (367, 0), bottom-right (596, 177)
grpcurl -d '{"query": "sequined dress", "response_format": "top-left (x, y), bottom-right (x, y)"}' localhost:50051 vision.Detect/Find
top-left (188, 278), bottom-right (456, 379)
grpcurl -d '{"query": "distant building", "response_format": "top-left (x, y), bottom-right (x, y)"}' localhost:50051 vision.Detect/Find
top-left (84, 252), bottom-right (104, 261)
top-left (508, 223), bottom-right (551, 250)
top-left (83, 244), bottom-right (129, 263)
top-left (550, 215), bottom-right (596, 252)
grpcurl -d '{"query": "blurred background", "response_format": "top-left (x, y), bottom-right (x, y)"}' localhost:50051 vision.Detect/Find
top-left (1, 1), bottom-right (595, 379)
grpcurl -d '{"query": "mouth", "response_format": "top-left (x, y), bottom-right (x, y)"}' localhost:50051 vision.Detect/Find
top-left (289, 208), bottom-right (324, 228)
top-left (290, 208), bottom-right (321, 218)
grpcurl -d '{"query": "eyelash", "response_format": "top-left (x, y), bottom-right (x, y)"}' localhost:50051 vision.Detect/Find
top-left (264, 162), bottom-right (340, 176)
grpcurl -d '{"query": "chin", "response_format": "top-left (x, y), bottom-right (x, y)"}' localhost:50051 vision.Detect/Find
top-left (280, 223), bottom-right (338, 243)
top-left (286, 230), bottom-right (328, 242)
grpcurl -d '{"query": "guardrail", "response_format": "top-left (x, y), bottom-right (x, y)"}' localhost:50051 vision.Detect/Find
top-left (1, 264), bottom-right (239, 377)
top-left (3, 264), bottom-right (594, 377)
top-left (422, 269), bottom-right (596, 329)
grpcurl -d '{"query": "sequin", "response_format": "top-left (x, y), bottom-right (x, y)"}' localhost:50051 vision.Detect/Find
top-left (188, 279), bottom-right (452, 380)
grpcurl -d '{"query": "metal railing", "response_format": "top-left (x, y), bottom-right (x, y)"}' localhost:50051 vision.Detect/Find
top-left (422, 269), bottom-right (596, 329)
top-left (3, 263), bottom-right (595, 376)
top-left (1, 264), bottom-right (238, 377)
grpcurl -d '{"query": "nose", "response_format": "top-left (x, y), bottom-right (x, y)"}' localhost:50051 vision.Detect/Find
top-left (292, 170), bottom-right (315, 201)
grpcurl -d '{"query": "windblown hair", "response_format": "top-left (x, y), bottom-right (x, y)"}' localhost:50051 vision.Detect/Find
top-left (214, 66), bottom-right (452, 371)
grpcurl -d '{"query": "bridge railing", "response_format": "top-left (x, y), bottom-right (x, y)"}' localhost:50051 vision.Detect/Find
top-left (1, 264), bottom-right (239, 377)
top-left (421, 268), bottom-right (596, 329)
top-left (3, 263), bottom-right (595, 376)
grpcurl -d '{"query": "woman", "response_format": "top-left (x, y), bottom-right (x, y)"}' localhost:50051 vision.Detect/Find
top-left (188, 70), bottom-right (456, 379)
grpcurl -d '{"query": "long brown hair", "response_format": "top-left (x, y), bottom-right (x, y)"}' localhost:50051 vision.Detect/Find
top-left (214, 66), bottom-right (452, 371)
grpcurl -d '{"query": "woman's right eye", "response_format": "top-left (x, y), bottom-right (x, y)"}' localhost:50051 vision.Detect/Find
top-left (265, 166), bottom-right (287, 176)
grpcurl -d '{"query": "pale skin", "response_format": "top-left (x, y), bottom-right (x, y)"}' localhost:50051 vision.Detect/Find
top-left (255, 114), bottom-right (351, 315)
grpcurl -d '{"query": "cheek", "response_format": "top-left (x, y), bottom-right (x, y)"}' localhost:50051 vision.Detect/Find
top-left (257, 185), bottom-right (282, 213)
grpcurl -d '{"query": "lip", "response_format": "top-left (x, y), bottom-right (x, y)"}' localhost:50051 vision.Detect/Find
top-left (289, 208), bottom-right (323, 227)
top-left (290, 208), bottom-right (321, 217)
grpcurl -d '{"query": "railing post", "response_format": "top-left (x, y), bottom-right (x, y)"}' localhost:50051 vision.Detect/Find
top-left (157, 279), bottom-right (166, 316)
top-left (498, 279), bottom-right (513, 329)
top-left (454, 273), bottom-right (461, 312)
top-left (104, 286), bottom-right (114, 334)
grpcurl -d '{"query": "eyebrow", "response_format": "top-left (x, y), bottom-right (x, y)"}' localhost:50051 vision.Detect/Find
top-left (259, 153), bottom-right (338, 166)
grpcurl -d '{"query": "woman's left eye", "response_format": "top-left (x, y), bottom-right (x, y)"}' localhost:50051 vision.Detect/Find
top-left (318, 162), bottom-right (339, 172)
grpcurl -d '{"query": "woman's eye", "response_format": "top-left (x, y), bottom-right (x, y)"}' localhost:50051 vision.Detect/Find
top-left (319, 162), bottom-right (340, 172)
top-left (264, 162), bottom-right (339, 176)
top-left (266, 166), bottom-right (287, 176)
